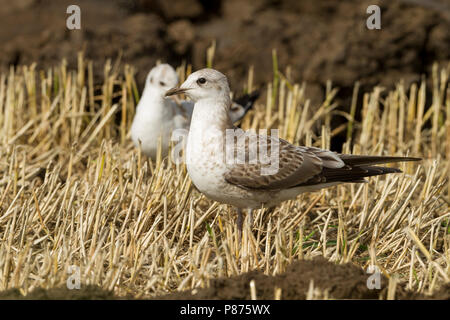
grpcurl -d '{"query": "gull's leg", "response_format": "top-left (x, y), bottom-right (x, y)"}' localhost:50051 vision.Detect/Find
top-left (236, 208), bottom-right (243, 239)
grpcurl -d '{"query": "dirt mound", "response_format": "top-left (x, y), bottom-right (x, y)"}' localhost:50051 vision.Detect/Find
top-left (2, 258), bottom-right (447, 299)
top-left (158, 257), bottom-right (420, 300)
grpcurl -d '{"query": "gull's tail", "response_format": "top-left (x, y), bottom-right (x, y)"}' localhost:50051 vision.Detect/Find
top-left (300, 155), bottom-right (421, 186)
top-left (323, 155), bottom-right (421, 183)
top-left (321, 165), bottom-right (403, 184)
top-left (338, 155), bottom-right (421, 167)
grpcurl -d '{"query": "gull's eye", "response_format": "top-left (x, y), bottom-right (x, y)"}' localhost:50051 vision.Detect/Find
top-left (159, 81), bottom-right (166, 86)
top-left (197, 77), bottom-right (206, 85)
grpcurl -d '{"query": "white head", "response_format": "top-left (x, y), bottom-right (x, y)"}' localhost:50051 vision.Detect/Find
top-left (165, 68), bottom-right (230, 102)
top-left (145, 64), bottom-right (179, 94)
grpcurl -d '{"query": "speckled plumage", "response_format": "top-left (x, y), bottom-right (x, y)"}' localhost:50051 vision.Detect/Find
top-left (168, 68), bottom-right (421, 213)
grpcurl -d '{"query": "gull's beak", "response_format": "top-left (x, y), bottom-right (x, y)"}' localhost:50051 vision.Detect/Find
top-left (165, 87), bottom-right (189, 97)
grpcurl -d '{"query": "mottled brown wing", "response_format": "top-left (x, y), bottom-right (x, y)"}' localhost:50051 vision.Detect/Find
top-left (224, 130), bottom-right (421, 190)
top-left (223, 134), bottom-right (344, 190)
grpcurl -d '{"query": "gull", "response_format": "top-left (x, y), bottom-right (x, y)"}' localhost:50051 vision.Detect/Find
top-left (166, 68), bottom-right (421, 234)
top-left (131, 64), bottom-right (259, 159)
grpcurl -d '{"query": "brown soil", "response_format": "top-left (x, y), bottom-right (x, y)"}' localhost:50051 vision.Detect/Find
top-left (157, 257), bottom-right (447, 300)
top-left (1, 258), bottom-right (448, 300)
top-left (1, 0), bottom-right (448, 152)
top-left (1, 0), bottom-right (448, 101)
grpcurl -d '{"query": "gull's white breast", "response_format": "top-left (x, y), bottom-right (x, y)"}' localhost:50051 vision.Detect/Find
top-left (186, 100), bottom-right (277, 208)
top-left (131, 94), bottom-right (178, 158)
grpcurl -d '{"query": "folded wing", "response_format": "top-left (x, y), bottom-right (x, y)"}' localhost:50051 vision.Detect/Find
top-left (224, 133), bottom-right (420, 190)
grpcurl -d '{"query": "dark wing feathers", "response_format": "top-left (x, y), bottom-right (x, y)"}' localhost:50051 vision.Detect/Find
top-left (229, 90), bottom-right (260, 124)
top-left (297, 165), bottom-right (402, 187)
top-left (338, 154), bottom-right (421, 166)
top-left (224, 133), bottom-right (421, 191)
top-left (297, 154), bottom-right (419, 187)
top-left (233, 90), bottom-right (260, 112)
top-left (339, 154), bottom-right (422, 166)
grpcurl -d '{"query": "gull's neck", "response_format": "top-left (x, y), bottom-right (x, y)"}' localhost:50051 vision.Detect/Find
top-left (136, 86), bottom-right (168, 115)
top-left (187, 95), bottom-right (233, 165)
top-left (189, 95), bottom-right (233, 132)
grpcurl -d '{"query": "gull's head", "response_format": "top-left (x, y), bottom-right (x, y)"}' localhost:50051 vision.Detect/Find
top-left (165, 68), bottom-right (230, 102)
top-left (145, 64), bottom-right (179, 93)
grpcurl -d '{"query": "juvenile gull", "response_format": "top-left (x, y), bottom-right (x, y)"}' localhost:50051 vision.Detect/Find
top-left (131, 64), bottom-right (259, 159)
top-left (166, 68), bottom-right (421, 233)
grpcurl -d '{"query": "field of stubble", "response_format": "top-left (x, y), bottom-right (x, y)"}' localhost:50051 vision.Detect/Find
top-left (0, 54), bottom-right (448, 299)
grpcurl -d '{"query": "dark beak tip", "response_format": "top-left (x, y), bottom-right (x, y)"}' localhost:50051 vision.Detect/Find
top-left (165, 87), bottom-right (185, 97)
